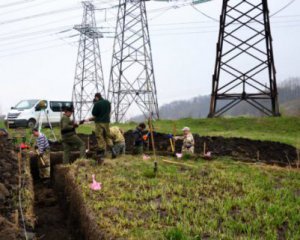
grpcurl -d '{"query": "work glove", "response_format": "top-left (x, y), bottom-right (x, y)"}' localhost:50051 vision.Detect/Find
top-left (167, 134), bottom-right (173, 139)
top-left (79, 120), bottom-right (85, 125)
top-left (73, 123), bottom-right (79, 128)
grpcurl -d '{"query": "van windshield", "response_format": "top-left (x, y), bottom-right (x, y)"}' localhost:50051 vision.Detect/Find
top-left (14, 100), bottom-right (38, 110)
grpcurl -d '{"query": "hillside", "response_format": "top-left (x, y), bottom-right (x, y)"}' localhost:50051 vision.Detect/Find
top-left (132, 77), bottom-right (300, 120)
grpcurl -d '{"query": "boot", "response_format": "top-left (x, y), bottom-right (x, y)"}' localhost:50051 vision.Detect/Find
top-left (110, 146), bottom-right (117, 159)
top-left (96, 149), bottom-right (105, 164)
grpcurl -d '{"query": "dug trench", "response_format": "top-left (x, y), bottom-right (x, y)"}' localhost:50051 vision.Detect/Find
top-left (50, 131), bottom-right (299, 166)
top-left (32, 132), bottom-right (300, 239)
top-left (2, 130), bottom-right (299, 240)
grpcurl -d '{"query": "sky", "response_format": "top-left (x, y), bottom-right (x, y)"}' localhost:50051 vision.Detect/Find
top-left (0, 0), bottom-right (299, 119)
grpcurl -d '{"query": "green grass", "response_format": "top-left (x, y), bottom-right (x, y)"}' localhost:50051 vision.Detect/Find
top-left (71, 156), bottom-right (300, 239)
top-left (2, 116), bottom-right (300, 148)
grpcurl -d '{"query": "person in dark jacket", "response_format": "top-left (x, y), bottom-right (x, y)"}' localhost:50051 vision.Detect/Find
top-left (85, 93), bottom-right (116, 161)
top-left (132, 123), bottom-right (147, 154)
top-left (61, 107), bottom-right (86, 164)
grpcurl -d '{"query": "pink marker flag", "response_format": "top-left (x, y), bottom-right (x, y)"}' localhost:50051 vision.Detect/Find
top-left (90, 174), bottom-right (102, 191)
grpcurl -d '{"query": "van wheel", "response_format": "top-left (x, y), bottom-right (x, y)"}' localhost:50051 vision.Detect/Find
top-left (27, 119), bottom-right (36, 129)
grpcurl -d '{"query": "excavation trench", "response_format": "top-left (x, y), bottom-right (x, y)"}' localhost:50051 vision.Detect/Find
top-left (30, 155), bottom-right (79, 240)
top-left (1, 131), bottom-right (298, 239)
top-left (30, 152), bottom-right (104, 240)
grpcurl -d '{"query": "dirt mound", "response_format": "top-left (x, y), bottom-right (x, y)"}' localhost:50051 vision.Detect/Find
top-left (0, 136), bottom-right (22, 239)
top-left (48, 131), bottom-right (298, 166)
top-left (124, 131), bottom-right (298, 165)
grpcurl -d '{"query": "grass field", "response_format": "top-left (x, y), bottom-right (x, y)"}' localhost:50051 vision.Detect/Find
top-left (71, 156), bottom-right (300, 239)
top-left (1, 116), bottom-right (300, 148)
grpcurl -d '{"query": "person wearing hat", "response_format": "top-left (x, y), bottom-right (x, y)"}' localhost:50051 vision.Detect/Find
top-left (32, 128), bottom-right (51, 179)
top-left (174, 127), bottom-right (195, 155)
top-left (60, 106), bottom-right (86, 164)
top-left (84, 93), bottom-right (116, 161)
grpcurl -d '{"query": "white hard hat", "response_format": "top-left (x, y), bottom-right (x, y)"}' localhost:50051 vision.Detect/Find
top-left (182, 127), bottom-right (190, 131)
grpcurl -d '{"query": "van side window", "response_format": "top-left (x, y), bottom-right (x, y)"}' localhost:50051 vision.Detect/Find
top-left (50, 101), bottom-right (73, 112)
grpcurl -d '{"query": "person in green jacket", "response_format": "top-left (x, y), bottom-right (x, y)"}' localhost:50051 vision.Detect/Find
top-left (61, 107), bottom-right (86, 164)
top-left (85, 93), bottom-right (116, 161)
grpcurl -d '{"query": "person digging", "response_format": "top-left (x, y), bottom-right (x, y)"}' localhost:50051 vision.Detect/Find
top-left (132, 122), bottom-right (148, 155)
top-left (31, 128), bottom-right (51, 181)
top-left (60, 106), bottom-right (86, 164)
top-left (174, 127), bottom-right (195, 156)
top-left (110, 126), bottom-right (126, 156)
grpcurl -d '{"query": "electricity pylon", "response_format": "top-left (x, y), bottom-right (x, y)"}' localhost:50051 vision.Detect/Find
top-left (72, 1), bottom-right (105, 121)
top-left (108, 0), bottom-right (159, 122)
top-left (208, 0), bottom-right (280, 117)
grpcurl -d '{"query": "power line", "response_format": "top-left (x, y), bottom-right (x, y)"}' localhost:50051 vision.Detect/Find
top-left (0, 0), bottom-right (62, 17)
top-left (0, 40), bottom-right (78, 59)
top-left (0, 14), bottom-right (81, 37)
top-left (0, 26), bottom-right (73, 42)
top-left (0, 0), bottom-right (36, 9)
top-left (0, 5), bottom-right (81, 26)
top-left (271, 0), bottom-right (297, 17)
top-left (191, 4), bottom-right (218, 22)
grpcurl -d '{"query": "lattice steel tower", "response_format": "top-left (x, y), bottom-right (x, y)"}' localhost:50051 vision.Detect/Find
top-left (72, 1), bottom-right (105, 121)
top-left (208, 0), bottom-right (280, 117)
top-left (108, 0), bottom-right (159, 122)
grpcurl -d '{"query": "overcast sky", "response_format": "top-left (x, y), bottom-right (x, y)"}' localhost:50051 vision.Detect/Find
top-left (0, 0), bottom-right (299, 119)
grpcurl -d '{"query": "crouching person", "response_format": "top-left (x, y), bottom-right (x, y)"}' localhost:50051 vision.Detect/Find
top-left (174, 127), bottom-right (195, 155)
top-left (61, 107), bottom-right (86, 164)
top-left (132, 123), bottom-right (147, 155)
top-left (110, 126), bottom-right (126, 156)
top-left (32, 128), bottom-right (50, 179)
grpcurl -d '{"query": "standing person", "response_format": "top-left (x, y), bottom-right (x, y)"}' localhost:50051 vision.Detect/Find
top-left (60, 107), bottom-right (86, 164)
top-left (132, 123), bottom-right (147, 154)
top-left (32, 128), bottom-right (50, 179)
top-left (85, 93), bottom-right (116, 160)
top-left (174, 127), bottom-right (195, 155)
top-left (110, 126), bottom-right (126, 156)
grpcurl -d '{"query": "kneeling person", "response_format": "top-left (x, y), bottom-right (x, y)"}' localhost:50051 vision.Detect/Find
top-left (132, 123), bottom-right (147, 154)
top-left (32, 128), bottom-right (50, 179)
top-left (61, 107), bottom-right (86, 164)
top-left (174, 127), bottom-right (194, 155)
top-left (110, 126), bottom-right (126, 156)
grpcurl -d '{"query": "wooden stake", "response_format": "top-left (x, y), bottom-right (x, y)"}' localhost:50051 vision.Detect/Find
top-left (257, 151), bottom-right (260, 161)
top-left (169, 139), bottom-right (175, 153)
top-left (172, 122), bottom-right (176, 151)
top-left (87, 136), bottom-right (90, 152)
top-left (203, 142), bottom-right (206, 155)
top-left (148, 116), bottom-right (158, 174)
top-left (297, 149), bottom-right (300, 169)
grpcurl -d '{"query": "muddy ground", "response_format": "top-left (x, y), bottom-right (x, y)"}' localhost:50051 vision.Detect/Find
top-left (33, 181), bottom-right (75, 240)
top-left (0, 136), bottom-right (26, 239)
top-left (49, 131), bottom-right (299, 166)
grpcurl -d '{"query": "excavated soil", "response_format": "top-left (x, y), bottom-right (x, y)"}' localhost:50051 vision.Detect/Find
top-left (0, 136), bottom-right (33, 240)
top-left (49, 131), bottom-right (298, 166)
top-left (33, 181), bottom-right (75, 240)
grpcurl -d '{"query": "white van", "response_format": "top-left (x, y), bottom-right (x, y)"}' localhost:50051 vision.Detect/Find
top-left (5, 99), bottom-right (73, 128)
